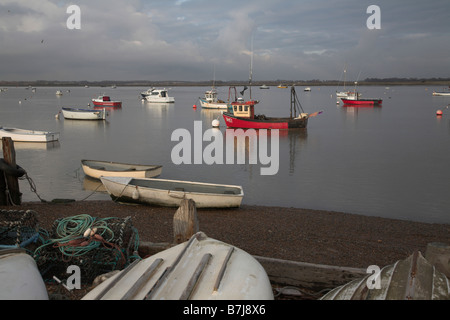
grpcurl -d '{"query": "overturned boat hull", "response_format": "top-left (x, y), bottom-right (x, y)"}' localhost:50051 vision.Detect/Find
top-left (0, 249), bottom-right (49, 300)
top-left (321, 251), bottom-right (450, 300)
top-left (82, 232), bottom-right (274, 300)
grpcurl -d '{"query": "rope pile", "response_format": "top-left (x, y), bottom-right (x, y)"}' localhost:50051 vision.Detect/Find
top-left (34, 214), bottom-right (140, 284)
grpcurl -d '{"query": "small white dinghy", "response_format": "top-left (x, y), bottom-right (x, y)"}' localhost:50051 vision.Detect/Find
top-left (0, 249), bottom-right (49, 300)
top-left (82, 232), bottom-right (274, 300)
top-left (61, 107), bottom-right (107, 120)
top-left (100, 176), bottom-right (244, 208)
top-left (81, 159), bottom-right (163, 180)
top-left (0, 126), bottom-right (59, 142)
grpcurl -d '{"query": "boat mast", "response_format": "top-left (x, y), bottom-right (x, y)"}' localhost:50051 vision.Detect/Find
top-left (291, 86), bottom-right (305, 118)
top-left (249, 37), bottom-right (253, 100)
top-left (212, 64), bottom-right (216, 89)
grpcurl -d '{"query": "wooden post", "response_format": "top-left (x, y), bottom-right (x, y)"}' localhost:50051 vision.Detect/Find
top-left (0, 169), bottom-right (6, 205)
top-left (173, 199), bottom-right (199, 244)
top-left (2, 137), bottom-right (22, 205)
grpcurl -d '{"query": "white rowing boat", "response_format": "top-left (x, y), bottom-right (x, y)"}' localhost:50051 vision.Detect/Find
top-left (82, 232), bottom-right (274, 300)
top-left (100, 176), bottom-right (244, 208)
top-left (0, 126), bottom-right (59, 142)
top-left (81, 159), bottom-right (162, 180)
top-left (61, 107), bottom-right (107, 120)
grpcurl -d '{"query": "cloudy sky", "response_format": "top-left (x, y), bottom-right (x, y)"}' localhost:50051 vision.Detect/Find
top-left (0, 0), bottom-right (449, 82)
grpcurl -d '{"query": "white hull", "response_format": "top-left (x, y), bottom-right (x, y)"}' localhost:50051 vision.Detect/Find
top-left (198, 98), bottom-right (229, 109)
top-left (321, 251), bottom-right (450, 300)
top-left (62, 107), bottom-right (107, 120)
top-left (0, 126), bottom-right (59, 142)
top-left (145, 96), bottom-right (175, 103)
top-left (0, 249), bottom-right (49, 300)
top-left (82, 232), bottom-right (273, 300)
top-left (81, 159), bottom-right (162, 180)
top-left (433, 91), bottom-right (450, 96)
top-left (100, 176), bottom-right (244, 208)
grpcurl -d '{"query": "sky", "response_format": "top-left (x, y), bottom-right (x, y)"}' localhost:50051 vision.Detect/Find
top-left (0, 0), bottom-right (449, 82)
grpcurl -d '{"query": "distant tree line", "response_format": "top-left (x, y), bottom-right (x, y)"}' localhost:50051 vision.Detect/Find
top-left (0, 77), bottom-right (449, 87)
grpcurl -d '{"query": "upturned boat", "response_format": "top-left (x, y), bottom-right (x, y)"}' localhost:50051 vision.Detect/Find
top-left (0, 249), bottom-right (49, 300)
top-left (82, 232), bottom-right (273, 300)
top-left (321, 251), bottom-right (450, 300)
top-left (100, 176), bottom-right (244, 208)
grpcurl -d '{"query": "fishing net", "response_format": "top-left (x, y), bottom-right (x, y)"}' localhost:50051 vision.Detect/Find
top-left (0, 209), bottom-right (40, 250)
top-left (33, 214), bottom-right (140, 285)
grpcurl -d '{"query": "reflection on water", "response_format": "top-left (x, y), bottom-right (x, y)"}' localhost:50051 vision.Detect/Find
top-left (82, 176), bottom-right (107, 193)
top-left (9, 141), bottom-right (60, 151)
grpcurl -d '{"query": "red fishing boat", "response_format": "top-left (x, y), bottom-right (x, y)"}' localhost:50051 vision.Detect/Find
top-left (92, 95), bottom-right (122, 108)
top-left (341, 97), bottom-right (382, 106)
top-left (222, 86), bottom-right (322, 130)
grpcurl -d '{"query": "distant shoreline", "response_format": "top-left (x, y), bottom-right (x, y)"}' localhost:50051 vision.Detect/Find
top-left (1, 79), bottom-right (450, 88)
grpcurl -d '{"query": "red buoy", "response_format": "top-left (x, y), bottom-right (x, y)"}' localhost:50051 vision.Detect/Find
top-left (193, 104), bottom-right (197, 109)
top-left (436, 110), bottom-right (443, 116)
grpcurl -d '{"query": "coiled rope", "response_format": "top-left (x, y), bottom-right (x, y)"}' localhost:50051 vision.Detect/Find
top-left (34, 214), bottom-right (121, 260)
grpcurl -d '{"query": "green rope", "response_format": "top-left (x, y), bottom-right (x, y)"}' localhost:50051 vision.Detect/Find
top-left (33, 214), bottom-right (118, 258)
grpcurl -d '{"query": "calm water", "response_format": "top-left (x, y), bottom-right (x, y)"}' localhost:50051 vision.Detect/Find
top-left (1, 85), bottom-right (450, 224)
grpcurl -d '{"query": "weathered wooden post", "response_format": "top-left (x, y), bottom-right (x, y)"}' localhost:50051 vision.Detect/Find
top-left (0, 167), bottom-right (6, 205)
top-left (2, 137), bottom-right (22, 205)
top-left (173, 199), bottom-right (199, 244)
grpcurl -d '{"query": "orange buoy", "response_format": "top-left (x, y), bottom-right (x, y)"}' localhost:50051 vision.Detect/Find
top-left (436, 110), bottom-right (443, 116)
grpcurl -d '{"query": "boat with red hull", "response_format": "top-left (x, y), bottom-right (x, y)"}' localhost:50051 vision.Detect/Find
top-left (222, 86), bottom-right (322, 130)
top-left (223, 111), bottom-right (309, 129)
top-left (341, 98), bottom-right (382, 106)
top-left (92, 95), bottom-right (122, 108)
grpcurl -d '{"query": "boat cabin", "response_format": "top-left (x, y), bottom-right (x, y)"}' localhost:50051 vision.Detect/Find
top-left (230, 99), bottom-right (257, 119)
top-left (227, 86), bottom-right (259, 119)
top-left (150, 89), bottom-right (169, 97)
top-left (204, 89), bottom-right (218, 103)
top-left (101, 96), bottom-right (111, 101)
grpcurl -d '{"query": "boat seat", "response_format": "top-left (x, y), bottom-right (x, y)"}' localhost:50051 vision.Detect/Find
top-left (91, 166), bottom-right (105, 170)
